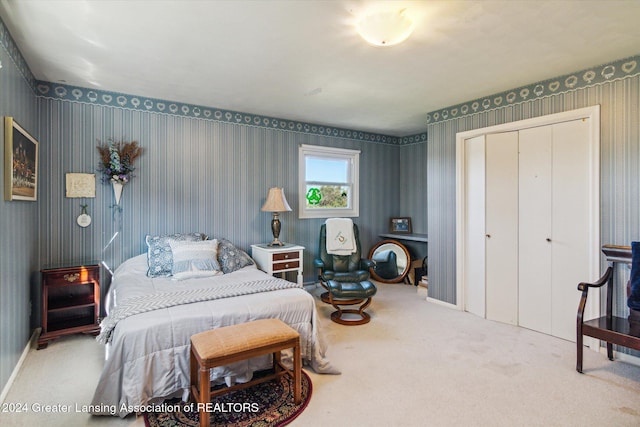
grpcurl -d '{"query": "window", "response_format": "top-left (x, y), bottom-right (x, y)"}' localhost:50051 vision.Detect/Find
top-left (298, 144), bottom-right (360, 219)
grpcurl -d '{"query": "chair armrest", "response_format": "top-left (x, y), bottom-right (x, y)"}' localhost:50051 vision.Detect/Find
top-left (577, 266), bottom-right (613, 291)
top-left (360, 259), bottom-right (375, 270)
top-left (314, 258), bottom-right (336, 280)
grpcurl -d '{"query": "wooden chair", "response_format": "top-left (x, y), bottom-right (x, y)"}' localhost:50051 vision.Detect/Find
top-left (577, 245), bottom-right (640, 373)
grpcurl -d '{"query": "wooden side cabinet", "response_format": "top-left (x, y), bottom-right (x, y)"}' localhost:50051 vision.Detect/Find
top-left (251, 244), bottom-right (304, 286)
top-left (38, 262), bottom-right (100, 349)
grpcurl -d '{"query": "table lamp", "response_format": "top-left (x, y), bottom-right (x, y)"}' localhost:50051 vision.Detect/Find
top-left (261, 187), bottom-right (292, 246)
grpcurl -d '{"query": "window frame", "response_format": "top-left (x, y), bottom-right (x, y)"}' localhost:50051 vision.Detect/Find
top-left (298, 144), bottom-right (360, 219)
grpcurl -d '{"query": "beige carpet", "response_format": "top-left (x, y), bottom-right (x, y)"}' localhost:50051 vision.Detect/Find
top-left (1, 282), bottom-right (639, 426)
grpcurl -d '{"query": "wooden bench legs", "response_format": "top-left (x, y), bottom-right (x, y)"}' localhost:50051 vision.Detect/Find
top-left (189, 319), bottom-right (301, 427)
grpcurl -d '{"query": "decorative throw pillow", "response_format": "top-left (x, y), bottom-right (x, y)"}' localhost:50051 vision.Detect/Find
top-left (169, 239), bottom-right (222, 280)
top-left (146, 232), bottom-right (206, 277)
top-left (217, 239), bottom-right (255, 274)
top-left (629, 241), bottom-right (640, 310)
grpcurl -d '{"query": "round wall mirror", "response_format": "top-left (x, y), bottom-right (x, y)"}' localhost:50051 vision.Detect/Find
top-left (368, 240), bottom-right (411, 283)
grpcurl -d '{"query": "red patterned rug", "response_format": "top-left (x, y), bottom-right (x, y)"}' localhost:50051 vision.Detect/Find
top-left (144, 369), bottom-right (312, 427)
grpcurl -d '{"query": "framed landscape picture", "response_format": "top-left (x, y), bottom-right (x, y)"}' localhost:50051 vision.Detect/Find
top-left (4, 117), bottom-right (38, 201)
top-left (390, 217), bottom-right (412, 234)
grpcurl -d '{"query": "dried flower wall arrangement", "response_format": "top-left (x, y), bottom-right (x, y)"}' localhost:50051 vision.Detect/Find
top-left (96, 139), bottom-right (143, 184)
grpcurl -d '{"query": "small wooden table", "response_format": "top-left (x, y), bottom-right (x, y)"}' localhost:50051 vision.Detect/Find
top-left (251, 244), bottom-right (304, 286)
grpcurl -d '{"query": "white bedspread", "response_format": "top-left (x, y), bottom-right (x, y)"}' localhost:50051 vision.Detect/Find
top-left (90, 254), bottom-right (337, 417)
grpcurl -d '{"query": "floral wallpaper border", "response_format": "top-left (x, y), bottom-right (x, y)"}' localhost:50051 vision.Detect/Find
top-left (34, 80), bottom-right (430, 145)
top-left (0, 16), bottom-right (36, 92)
top-left (426, 54), bottom-right (640, 125)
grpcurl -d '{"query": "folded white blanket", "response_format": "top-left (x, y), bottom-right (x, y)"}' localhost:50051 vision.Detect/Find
top-left (326, 218), bottom-right (356, 255)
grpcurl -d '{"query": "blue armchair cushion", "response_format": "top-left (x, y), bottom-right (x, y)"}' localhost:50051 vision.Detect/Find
top-left (327, 280), bottom-right (377, 299)
top-left (629, 241), bottom-right (640, 310)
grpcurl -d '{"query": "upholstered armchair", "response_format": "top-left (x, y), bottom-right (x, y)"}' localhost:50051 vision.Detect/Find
top-left (314, 222), bottom-right (377, 325)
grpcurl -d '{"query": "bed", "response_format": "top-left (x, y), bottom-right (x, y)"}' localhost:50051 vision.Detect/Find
top-left (90, 236), bottom-right (336, 417)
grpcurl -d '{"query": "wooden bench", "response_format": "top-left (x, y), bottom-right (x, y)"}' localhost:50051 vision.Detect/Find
top-left (190, 318), bottom-right (301, 427)
top-left (577, 244), bottom-right (640, 373)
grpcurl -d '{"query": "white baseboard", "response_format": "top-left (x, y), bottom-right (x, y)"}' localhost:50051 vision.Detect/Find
top-left (0, 329), bottom-right (38, 404)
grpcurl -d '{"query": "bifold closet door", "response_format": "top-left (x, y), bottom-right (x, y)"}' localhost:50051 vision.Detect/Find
top-left (459, 108), bottom-right (597, 343)
top-left (518, 126), bottom-right (553, 335)
top-left (485, 132), bottom-right (519, 326)
top-left (550, 119), bottom-right (591, 341)
top-left (518, 119), bottom-right (590, 342)
top-left (463, 136), bottom-right (486, 318)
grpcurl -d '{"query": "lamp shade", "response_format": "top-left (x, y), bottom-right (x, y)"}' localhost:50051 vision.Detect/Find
top-left (261, 187), bottom-right (292, 213)
top-left (356, 8), bottom-right (414, 47)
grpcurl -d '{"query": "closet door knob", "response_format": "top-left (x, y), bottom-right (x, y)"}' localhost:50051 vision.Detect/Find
top-left (546, 238), bottom-right (552, 242)
top-left (486, 234), bottom-right (491, 238)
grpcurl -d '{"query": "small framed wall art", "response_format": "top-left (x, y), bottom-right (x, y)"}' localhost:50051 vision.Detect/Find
top-left (389, 217), bottom-right (412, 234)
top-left (4, 117), bottom-right (39, 201)
top-left (66, 173), bottom-right (96, 198)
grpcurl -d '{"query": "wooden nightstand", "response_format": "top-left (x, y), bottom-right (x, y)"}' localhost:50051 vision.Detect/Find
top-left (251, 244), bottom-right (304, 286)
top-left (38, 262), bottom-right (100, 349)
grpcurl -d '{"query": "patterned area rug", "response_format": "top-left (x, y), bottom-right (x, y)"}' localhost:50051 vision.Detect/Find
top-left (144, 370), bottom-right (312, 427)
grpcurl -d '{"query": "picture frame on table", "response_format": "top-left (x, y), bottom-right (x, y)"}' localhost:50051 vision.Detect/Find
top-left (4, 117), bottom-right (38, 201)
top-left (389, 217), bottom-right (412, 234)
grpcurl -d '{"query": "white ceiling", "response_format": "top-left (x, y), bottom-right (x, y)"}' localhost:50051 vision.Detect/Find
top-left (1, 0), bottom-right (640, 136)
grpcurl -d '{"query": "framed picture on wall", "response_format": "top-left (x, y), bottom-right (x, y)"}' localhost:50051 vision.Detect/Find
top-left (389, 217), bottom-right (412, 234)
top-left (4, 117), bottom-right (39, 201)
top-left (65, 173), bottom-right (96, 198)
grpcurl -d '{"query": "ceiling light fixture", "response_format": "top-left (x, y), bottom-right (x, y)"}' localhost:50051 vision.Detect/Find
top-left (356, 8), bottom-right (415, 47)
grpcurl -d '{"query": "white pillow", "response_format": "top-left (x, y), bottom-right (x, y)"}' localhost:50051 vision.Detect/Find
top-left (169, 239), bottom-right (222, 280)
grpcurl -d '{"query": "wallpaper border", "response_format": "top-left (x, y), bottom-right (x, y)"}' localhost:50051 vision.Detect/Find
top-left (0, 16), bottom-right (36, 92)
top-left (426, 54), bottom-right (640, 125)
top-left (34, 80), bottom-right (427, 145)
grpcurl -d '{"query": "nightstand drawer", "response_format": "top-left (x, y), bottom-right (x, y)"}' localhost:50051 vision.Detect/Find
top-left (48, 283), bottom-right (96, 310)
top-left (272, 260), bottom-right (300, 271)
top-left (272, 251), bottom-right (300, 262)
top-left (45, 269), bottom-right (98, 286)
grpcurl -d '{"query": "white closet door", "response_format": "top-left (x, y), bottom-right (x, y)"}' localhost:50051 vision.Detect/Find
top-left (551, 119), bottom-right (591, 341)
top-left (518, 125), bottom-right (553, 334)
top-left (464, 136), bottom-right (486, 318)
top-left (457, 107), bottom-right (599, 344)
top-left (485, 132), bottom-right (519, 325)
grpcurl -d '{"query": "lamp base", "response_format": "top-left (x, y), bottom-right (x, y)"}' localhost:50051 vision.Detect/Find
top-left (268, 214), bottom-right (285, 247)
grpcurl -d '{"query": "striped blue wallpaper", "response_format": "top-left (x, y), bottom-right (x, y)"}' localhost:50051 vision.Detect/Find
top-left (36, 100), bottom-right (405, 308)
top-left (0, 22), bottom-right (39, 397)
top-left (426, 69), bottom-right (640, 326)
